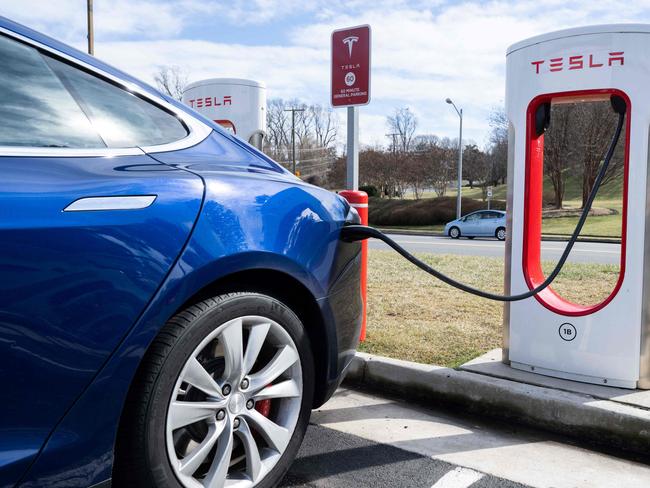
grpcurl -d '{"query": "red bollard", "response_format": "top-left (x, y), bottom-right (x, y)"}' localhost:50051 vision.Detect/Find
top-left (339, 190), bottom-right (368, 342)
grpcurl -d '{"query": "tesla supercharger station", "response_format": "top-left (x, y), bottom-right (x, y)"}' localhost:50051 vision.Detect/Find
top-left (504, 25), bottom-right (650, 389)
top-left (182, 78), bottom-right (266, 150)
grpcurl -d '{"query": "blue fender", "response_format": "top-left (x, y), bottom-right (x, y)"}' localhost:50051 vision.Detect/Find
top-left (19, 155), bottom-right (349, 487)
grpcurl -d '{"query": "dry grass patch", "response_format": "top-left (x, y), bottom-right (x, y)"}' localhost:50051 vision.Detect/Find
top-left (360, 250), bottom-right (619, 367)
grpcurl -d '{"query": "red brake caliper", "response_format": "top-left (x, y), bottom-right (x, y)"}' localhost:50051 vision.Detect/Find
top-left (255, 399), bottom-right (271, 417)
top-left (255, 386), bottom-right (272, 417)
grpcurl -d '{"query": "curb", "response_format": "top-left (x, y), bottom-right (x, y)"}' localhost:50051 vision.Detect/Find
top-left (376, 228), bottom-right (621, 244)
top-left (344, 353), bottom-right (650, 455)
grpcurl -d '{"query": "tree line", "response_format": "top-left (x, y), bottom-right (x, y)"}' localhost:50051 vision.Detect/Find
top-left (153, 67), bottom-right (340, 185)
top-left (542, 100), bottom-right (625, 209)
top-left (153, 65), bottom-right (506, 198)
top-left (326, 107), bottom-right (508, 200)
top-left (154, 66), bottom-right (624, 208)
top-left (263, 98), bottom-right (339, 184)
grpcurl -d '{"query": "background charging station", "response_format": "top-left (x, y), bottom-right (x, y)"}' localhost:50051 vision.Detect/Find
top-left (503, 25), bottom-right (650, 389)
top-left (182, 78), bottom-right (267, 150)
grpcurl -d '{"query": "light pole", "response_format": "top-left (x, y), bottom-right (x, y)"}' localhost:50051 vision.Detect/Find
top-left (284, 107), bottom-right (305, 175)
top-left (87, 0), bottom-right (94, 55)
top-left (446, 98), bottom-right (463, 219)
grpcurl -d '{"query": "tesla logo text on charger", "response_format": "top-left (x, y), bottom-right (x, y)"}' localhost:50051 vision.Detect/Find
top-left (187, 96), bottom-right (232, 108)
top-left (531, 52), bottom-right (624, 74)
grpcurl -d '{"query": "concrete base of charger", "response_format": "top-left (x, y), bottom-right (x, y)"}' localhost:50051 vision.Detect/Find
top-left (344, 349), bottom-right (650, 455)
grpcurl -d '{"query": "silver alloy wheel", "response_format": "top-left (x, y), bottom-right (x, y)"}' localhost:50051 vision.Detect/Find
top-left (450, 227), bottom-right (460, 238)
top-left (497, 228), bottom-right (506, 241)
top-left (166, 316), bottom-right (303, 488)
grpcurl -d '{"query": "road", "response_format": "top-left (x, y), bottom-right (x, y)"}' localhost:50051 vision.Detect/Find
top-left (282, 388), bottom-right (650, 488)
top-left (368, 234), bottom-right (621, 265)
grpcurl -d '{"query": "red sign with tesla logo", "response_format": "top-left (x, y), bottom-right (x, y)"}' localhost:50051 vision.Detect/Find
top-left (331, 25), bottom-right (371, 107)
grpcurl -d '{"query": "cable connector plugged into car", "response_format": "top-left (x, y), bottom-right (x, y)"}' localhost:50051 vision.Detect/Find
top-left (344, 205), bottom-right (362, 226)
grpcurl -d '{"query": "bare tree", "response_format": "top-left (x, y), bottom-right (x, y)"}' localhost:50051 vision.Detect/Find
top-left (463, 144), bottom-right (489, 192)
top-left (401, 153), bottom-right (426, 199)
top-left (265, 99), bottom-right (291, 157)
top-left (154, 65), bottom-right (188, 101)
top-left (292, 102), bottom-right (312, 147)
top-left (264, 98), bottom-right (338, 181)
top-left (572, 101), bottom-right (626, 208)
top-left (542, 100), bottom-right (625, 209)
top-left (488, 108), bottom-right (508, 185)
top-left (387, 107), bottom-right (418, 152)
top-left (543, 103), bottom-right (576, 209)
top-left (411, 135), bottom-right (456, 197)
top-left (431, 150), bottom-right (454, 197)
top-left (311, 104), bottom-right (339, 148)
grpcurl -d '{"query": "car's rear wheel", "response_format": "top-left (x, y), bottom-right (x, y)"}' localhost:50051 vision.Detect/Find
top-left (449, 226), bottom-right (461, 239)
top-left (496, 227), bottom-right (506, 241)
top-left (114, 292), bottom-right (314, 488)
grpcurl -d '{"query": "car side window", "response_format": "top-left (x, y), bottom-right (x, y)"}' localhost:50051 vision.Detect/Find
top-left (465, 213), bottom-right (481, 221)
top-left (0, 34), bottom-right (105, 148)
top-left (481, 212), bottom-right (498, 219)
top-left (44, 56), bottom-right (188, 148)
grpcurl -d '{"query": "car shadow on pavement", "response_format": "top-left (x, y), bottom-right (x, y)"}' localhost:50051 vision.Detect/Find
top-left (281, 424), bottom-right (460, 488)
top-left (280, 423), bottom-right (529, 488)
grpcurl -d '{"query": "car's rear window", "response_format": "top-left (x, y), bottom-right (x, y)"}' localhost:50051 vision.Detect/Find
top-left (0, 35), bottom-right (105, 148)
top-left (45, 56), bottom-right (188, 148)
top-left (0, 33), bottom-right (188, 150)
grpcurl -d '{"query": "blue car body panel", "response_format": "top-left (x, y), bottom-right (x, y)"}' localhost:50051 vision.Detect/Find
top-left (16, 136), bottom-right (357, 487)
top-left (0, 154), bottom-right (203, 488)
top-left (0, 16), bottom-right (361, 488)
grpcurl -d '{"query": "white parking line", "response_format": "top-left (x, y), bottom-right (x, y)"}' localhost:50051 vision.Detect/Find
top-left (430, 467), bottom-right (485, 488)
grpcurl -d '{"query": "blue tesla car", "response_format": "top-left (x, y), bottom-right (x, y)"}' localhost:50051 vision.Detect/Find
top-left (444, 210), bottom-right (507, 241)
top-left (0, 17), bottom-right (362, 488)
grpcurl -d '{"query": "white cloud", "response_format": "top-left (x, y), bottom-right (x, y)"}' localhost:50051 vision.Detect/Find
top-left (3, 0), bottom-right (650, 147)
top-left (94, 39), bottom-right (329, 102)
top-left (0, 0), bottom-right (211, 42)
top-left (207, 0), bottom-right (316, 25)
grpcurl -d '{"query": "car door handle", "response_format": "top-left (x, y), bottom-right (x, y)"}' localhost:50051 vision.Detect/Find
top-left (64, 195), bottom-right (157, 212)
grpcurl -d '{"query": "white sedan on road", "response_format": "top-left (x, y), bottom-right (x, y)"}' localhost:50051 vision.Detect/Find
top-left (444, 210), bottom-right (507, 240)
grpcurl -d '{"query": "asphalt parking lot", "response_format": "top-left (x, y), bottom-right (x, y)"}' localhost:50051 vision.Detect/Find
top-left (283, 424), bottom-right (525, 488)
top-left (281, 388), bottom-right (650, 488)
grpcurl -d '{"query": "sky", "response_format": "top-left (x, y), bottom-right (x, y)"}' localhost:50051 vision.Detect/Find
top-left (3, 0), bottom-right (650, 148)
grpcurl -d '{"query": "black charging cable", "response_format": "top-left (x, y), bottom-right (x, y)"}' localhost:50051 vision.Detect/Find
top-left (341, 96), bottom-right (626, 302)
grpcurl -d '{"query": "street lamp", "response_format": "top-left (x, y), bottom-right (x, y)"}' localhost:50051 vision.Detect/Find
top-left (446, 98), bottom-right (463, 219)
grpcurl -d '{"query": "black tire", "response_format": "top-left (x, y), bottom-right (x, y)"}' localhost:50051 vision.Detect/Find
top-left (496, 227), bottom-right (506, 241)
top-left (449, 226), bottom-right (461, 239)
top-left (114, 292), bottom-right (315, 488)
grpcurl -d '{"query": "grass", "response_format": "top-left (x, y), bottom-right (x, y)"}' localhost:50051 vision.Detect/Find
top-left (446, 174), bottom-right (623, 205)
top-left (359, 249), bottom-right (620, 367)
top-left (541, 215), bottom-right (622, 237)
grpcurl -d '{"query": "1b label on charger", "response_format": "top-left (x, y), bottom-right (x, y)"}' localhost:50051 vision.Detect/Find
top-left (559, 323), bottom-right (577, 341)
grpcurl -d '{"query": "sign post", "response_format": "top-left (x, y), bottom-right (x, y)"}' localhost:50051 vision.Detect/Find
top-left (346, 106), bottom-right (359, 189)
top-left (331, 25), bottom-right (371, 190)
top-left (332, 25), bottom-right (371, 341)
top-left (487, 186), bottom-right (493, 210)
